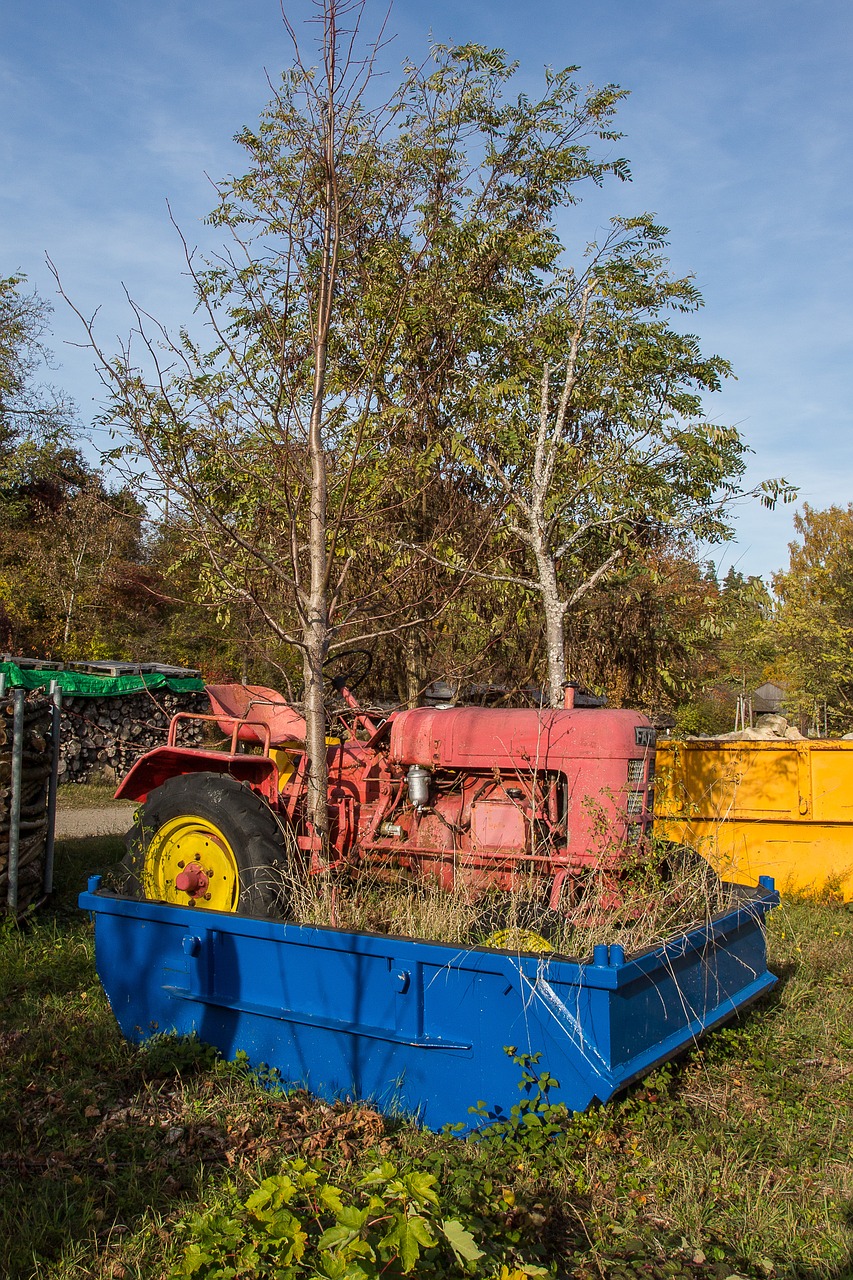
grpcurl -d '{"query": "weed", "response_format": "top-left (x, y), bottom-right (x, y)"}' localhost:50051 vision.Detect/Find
top-left (470, 1050), bottom-right (567, 1167)
top-left (138, 1033), bottom-right (221, 1079)
top-left (281, 837), bottom-right (740, 965)
top-left (164, 1155), bottom-right (548, 1278)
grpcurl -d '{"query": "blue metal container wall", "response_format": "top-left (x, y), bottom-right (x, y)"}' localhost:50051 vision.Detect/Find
top-left (80, 879), bottom-right (778, 1132)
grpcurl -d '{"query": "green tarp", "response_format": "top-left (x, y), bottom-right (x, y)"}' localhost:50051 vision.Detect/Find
top-left (0, 662), bottom-right (205, 698)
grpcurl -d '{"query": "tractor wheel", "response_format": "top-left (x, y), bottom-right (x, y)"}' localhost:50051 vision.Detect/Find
top-left (475, 893), bottom-right (561, 954)
top-left (659, 842), bottom-right (725, 911)
top-left (121, 773), bottom-right (292, 917)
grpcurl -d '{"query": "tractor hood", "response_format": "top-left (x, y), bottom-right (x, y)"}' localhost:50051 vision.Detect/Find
top-left (388, 706), bottom-right (655, 772)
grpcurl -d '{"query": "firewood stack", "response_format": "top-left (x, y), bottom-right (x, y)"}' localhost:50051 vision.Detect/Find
top-left (0, 692), bottom-right (53, 914)
top-left (59, 691), bottom-right (209, 784)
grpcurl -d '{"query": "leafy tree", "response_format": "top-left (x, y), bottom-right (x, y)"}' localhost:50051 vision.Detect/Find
top-left (562, 547), bottom-right (720, 707)
top-left (446, 216), bottom-right (794, 707)
top-left (58, 1), bottom-right (416, 836)
top-left (54, 0), bottom-right (796, 841)
top-left (660, 565), bottom-right (776, 736)
top-left (146, 516), bottom-right (305, 687)
top-left (0, 274), bottom-right (83, 513)
top-left (0, 274), bottom-right (156, 659)
top-left (0, 458), bottom-right (157, 661)
top-left (56, 7), bottom-right (651, 832)
top-left (333, 71), bottom-right (795, 709)
top-left (716, 567), bottom-right (775, 692)
top-left (339, 47), bottom-right (632, 704)
top-left (773, 503), bottom-right (853, 732)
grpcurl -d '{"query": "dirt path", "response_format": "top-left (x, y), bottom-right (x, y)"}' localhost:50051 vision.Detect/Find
top-left (54, 803), bottom-right (136, 840)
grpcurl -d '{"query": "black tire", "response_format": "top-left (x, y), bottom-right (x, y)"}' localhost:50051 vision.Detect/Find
top-left (658, 842), bottom-right (725, 910)
top-left (120, 773), bottom-right (293, 917)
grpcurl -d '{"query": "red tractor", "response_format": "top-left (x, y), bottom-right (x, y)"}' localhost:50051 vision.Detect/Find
top-left (117, 653), bottom-right (658, 917)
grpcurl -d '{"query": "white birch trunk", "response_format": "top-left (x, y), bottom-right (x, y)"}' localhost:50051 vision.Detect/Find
top-left (533, 544), bottom-right (569, 709)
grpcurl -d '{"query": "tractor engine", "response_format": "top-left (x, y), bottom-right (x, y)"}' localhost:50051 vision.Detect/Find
top-left (347, 706), bottom-right (657, 900)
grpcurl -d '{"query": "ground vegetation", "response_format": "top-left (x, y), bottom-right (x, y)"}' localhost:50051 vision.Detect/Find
top-left (0, 834), bottom-right (850, 1279)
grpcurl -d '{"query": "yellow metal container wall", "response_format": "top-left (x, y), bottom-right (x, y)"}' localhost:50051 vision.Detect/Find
top-left (654, 740), bottom-right (853, 901)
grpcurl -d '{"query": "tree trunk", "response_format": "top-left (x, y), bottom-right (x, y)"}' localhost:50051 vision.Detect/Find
top-left (304, 321), bottom-right (331, 843)
top-left (540, 581), bottom-right (568, 708)
top-left (404, 630), bottom-right (425, 708)
top-left (531, 540), bottom-right (568, 709)
top-left (62, 587), bottom-right (76, 648)
top-left (302, 27), bottom-right (339, 845)
top-left (302, 632), bottom-right (328, 844)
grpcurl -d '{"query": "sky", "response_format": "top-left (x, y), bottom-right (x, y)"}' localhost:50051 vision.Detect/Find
top-left (1, 0), bottom-right (851, 583)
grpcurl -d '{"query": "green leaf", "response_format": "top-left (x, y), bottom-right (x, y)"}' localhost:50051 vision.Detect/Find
top-left (357, 1161), bottom-right (397, 1188)
top-left (380, 1213), bottom-right (437, 1272)
top-left (440, 1217), bottom-right (485, 1263)
top-left (402, 1170), bottom-right (440, 1207)
top-left (319, 1182), bottom-right (346, 1214)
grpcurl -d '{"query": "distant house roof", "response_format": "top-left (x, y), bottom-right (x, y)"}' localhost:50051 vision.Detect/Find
top-left (753, 681), bottom-right (787, 712)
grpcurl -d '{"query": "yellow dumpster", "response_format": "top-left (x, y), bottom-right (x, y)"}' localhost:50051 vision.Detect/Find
top-left (655, 738), bottom-right (853, 901)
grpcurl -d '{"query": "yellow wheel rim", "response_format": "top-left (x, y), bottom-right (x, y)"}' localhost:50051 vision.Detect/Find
top-left (484, 928), bottom-right (553, 954)
top-left (143, 813), bottom-right (240, 911)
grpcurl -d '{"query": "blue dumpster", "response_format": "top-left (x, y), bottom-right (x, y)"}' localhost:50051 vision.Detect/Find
top-left (80, 877), bottom-right (778, 1132)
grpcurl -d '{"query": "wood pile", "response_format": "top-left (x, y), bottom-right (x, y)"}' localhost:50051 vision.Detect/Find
top-left (0, 692), bottom-right (52, 913)
top-left (59, 691), bottom-right (209, 784)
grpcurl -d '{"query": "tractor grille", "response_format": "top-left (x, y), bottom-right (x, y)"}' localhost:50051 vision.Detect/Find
top-left (626, 756), bottom-right (654, 828)
top-left (627, 790), bottom-right (644, 816)
top-left (627, 758), bottom-right (646, 786)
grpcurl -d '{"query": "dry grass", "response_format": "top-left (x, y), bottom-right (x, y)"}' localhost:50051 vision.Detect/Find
top-left (282, 841), bottom-right (740, 963)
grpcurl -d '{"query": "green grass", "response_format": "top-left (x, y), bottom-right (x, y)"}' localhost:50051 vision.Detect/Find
top-left (0, 840), bottom-right (850, 1279)
top-left (56, 784), bottom-right (124, 809)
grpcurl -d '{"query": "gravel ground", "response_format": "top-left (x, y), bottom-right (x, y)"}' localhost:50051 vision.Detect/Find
top-left (54, 803), bottom-right (136, 840)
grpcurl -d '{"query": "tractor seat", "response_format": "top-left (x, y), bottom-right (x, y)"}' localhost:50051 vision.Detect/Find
top-left (205, 684), bottom-right (307, 747)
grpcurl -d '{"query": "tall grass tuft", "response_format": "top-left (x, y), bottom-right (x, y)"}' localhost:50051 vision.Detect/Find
top-left (280, 836), bottom-right (741, 961)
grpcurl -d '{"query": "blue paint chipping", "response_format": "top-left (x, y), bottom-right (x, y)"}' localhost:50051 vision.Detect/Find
top-left (81, 877), bottom-right (778, 1132)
